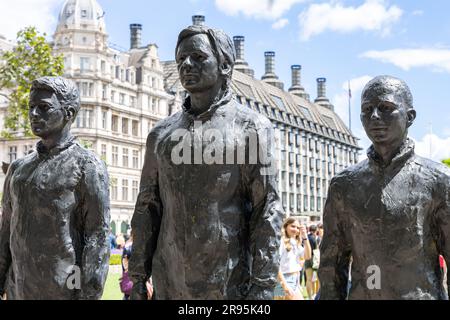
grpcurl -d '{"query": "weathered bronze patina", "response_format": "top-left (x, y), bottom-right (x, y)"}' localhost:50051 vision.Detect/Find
top-left (320, 75), bottom-right (450, 300)
top-left (0, 77), bottom-right (110, 300)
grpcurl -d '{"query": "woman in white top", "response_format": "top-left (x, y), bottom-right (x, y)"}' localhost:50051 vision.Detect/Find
top-left (274, 217), bottom-right (311, 300)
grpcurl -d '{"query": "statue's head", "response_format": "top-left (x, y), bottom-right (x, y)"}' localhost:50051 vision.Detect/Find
top-left (29, 76), bottom-right (80, 139)
top-left (175, 25), bottom-right (235, 94)
top-left (360, 75), bottom-right (416, 147)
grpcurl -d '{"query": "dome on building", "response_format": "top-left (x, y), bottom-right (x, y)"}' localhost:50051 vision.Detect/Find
top-left (56, 0), bottom-right (106, 33)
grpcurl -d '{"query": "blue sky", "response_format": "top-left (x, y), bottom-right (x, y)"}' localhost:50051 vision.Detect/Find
top-left (1, 0), bottom-right (449, 162)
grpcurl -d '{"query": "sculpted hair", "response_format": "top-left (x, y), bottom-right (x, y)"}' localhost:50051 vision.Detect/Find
top-left (31, 76), bottom-right (81, 117)
top-left (362, 75), bottom-right (414, 111)
top-left (175, 25), bottom-right (236, 80)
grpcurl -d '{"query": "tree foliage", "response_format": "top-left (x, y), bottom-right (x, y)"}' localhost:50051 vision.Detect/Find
top-left (443, 158), bottom-right (450, 168)
top-left (0, 26), bottom-right (64, 138)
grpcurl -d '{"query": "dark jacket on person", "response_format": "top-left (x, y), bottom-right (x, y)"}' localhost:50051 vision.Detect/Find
top-left (319, 139), bottom-right (450, 300)
top-left (129, 91), bottom-right (283, 300)
top-left (0, 138), bottom-right (110, 300)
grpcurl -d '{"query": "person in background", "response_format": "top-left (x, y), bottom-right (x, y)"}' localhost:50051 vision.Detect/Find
top-left (274, 218), bottom-right (311, 300)
top-left (109, 229), bottom-right (117, 250)
top-left (316, 223), bottom-right (324, 247)
top-left (120, 234), bottom-right (133, 300)
top-left (305, 225), bottom-right (318, 300)
top-left (116, 233), bottom-right (125, 250)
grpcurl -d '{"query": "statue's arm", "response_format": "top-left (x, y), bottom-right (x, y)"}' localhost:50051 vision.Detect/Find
top-left (319, 178), bottom-right (352, 300)
top-left (79, 156), bottom-right (110, 300)
top-left (0, 162), bottom-right (16, 297)
top-left (435, 173), bottom-right (450, 291)
top-left (244, 124), bottom-right (284, 300)
top-left (129, 131), bottom-right (163, 300)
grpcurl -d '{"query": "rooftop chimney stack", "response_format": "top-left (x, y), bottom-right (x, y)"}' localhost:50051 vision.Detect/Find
top-left (291, 65), bottom-right (302, 87)
top-left (233, 36), bottom-right (255, 77)
top-left (288, 65), bottom-right (308, 99)
top-left (234, 36), bottom-right (245, 61)
top-left (314, 77), bottom-right (333, 110)
top-left (264, 51), bottom-right (275, 75)
top-left (317, 77), bottom-right (327, 97)
top-left (130, 24), bottom-right (142, 49)
top-left (192, 15), bottom-right (205, 26)
top-left (261, 51), bottom-right (284, 90)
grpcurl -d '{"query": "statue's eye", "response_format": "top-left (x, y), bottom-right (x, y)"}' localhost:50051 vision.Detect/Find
top-left (39, 104), bottom-right (50, 111)
top-left (177, 55), bottom-right (186, 63)
top-left (193, 53), bottom-right (206, 61)
top-left (378, 104), bottom-right (393, 113)
top-left (362, 105), bottom-right (373, 114)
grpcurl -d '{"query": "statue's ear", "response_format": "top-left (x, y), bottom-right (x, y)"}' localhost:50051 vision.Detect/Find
top-left (406, 109), bottom-right (416, 128)
top-left (66, 106), bottom-right (77, 122)
top-left (220, 61), bottom-right (232, 77)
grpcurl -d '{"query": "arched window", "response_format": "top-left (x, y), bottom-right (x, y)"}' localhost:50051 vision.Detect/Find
top-left (111, 221), bottom-right (116, 235)
top-left (121, 221), bottom-right (129, 234)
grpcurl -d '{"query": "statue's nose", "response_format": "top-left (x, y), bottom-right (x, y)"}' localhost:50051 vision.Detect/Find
top-left (370, 107), bottom-right (381, 120)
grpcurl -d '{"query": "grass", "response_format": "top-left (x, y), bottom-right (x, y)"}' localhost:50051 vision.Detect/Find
top-left (101, 272), bottom-right (123, 300)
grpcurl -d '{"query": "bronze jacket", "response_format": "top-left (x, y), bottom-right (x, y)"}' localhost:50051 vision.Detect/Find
top-left (319, 139), bottom-right (450, 300)
top-left (129, 91), bottom-right (283, 299)
top-left (0, 138), bottom-right (110, 300)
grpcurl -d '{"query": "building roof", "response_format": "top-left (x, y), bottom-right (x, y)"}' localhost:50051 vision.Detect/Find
top-left (56, 0), bottom-right (106, 34)
top-left (162, 60), bottom-right (360, 149)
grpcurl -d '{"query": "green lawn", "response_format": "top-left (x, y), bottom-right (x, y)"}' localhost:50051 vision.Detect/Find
top-left (101, 272), bottom-right (123, 300)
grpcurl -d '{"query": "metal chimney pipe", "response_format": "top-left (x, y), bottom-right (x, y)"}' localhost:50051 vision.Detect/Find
top-left (291, 65), bottom-right (302, 87)
top-left (130, 24), bottom-right (142, 49)
top-left (317, 77), bottom-right (327, 98)
top-left (233, 36), bottom-right (245, 61)
top-left (264, 51), bottom-right (275, 75)
top-left (192, 15), bottom-right (205, 26)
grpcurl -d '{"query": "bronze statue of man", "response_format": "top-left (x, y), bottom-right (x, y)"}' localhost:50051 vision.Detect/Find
top-left (0, 77), bottom-right (110, 300)
top-left (129, 25), bottom-right (283, 300)
top-left (319, 75), bottom-right (450, 300)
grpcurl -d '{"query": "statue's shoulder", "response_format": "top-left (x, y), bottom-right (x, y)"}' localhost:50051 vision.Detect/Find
top-left (413, 154), bottom-right (450, 179)
top-left (148, 111), bottom-right (184, 139)
top-left (74, 143), bottom-right (107, 172)
top-left (232, 99), bottom-right (272, 130)
top-left (330, 159), bottom-right (370, 187)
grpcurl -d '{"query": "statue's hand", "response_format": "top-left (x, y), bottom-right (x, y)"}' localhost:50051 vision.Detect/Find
top-left (130, 281), bottom-right (149, 300)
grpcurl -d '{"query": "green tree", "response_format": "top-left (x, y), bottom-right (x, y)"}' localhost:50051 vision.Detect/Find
top-left (0, 26), bottom-right (64, 138)
top-left (443, 158), bottom-right (450, 168)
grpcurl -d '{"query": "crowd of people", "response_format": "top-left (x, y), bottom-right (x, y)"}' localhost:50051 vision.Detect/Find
top-left (108, 229), bottom-right (153, 300)
top-left (275, 218), bottom-right (323, 300)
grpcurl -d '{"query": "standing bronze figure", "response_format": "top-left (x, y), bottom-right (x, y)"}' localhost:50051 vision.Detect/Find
top-left (129, 25), bottom-right (283, 300)
top-left (0, 77), bottom-right (110, 300)
top-left (319, 75), bottom-right (450, 300)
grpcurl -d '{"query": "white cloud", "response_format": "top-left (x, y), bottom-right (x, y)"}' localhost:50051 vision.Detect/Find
top-left (361, 48), bottom-right (450, 73)
top-left (333, 75), bottom-right (373, 129)
top-left (0, 0), bottom-right (61, 41)
top-left (413, 133), bottom-right (450, 163)
top-left (215, 0), bottom-right (306, 20)
top-left (412, 10), bottom-right (424, 16)
top-left (272, 18), bottom-right (289, 30)
top-left (298, 0), bottom-right (403, 41)
top-left (332, 75), bottom-right (373, 162)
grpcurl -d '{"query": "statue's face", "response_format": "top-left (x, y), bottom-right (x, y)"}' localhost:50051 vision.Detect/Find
top-left (176, 34), bottom-right (220, 93)
top-left (29, 89), bottom-right (67, 139)
top-left (360, 84), bottom-right (413, 147)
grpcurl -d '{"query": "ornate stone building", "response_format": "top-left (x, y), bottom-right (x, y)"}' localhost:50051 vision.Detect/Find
top-left (0, 2), bottom-right (359, 229)
top-left (0, 0), bottom-right (181, 235)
